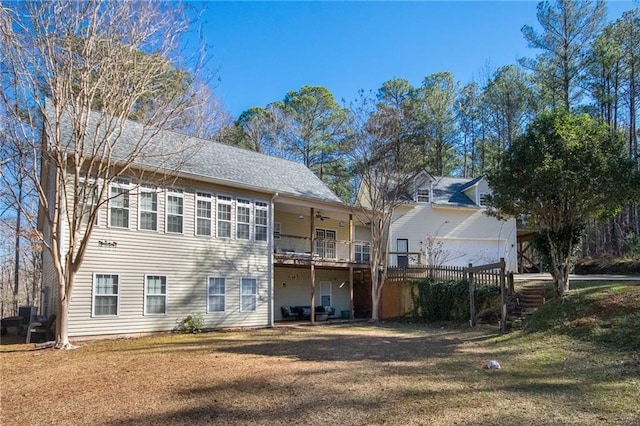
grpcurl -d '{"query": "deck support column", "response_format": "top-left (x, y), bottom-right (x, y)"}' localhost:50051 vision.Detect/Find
top-left (310, 208), bottom-right (316, 323)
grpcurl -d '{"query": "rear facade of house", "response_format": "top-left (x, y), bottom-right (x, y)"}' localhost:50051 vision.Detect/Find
top-left (40, 112), bottom-right (371, 339)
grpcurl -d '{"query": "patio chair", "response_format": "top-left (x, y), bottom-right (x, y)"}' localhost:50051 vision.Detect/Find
top-left (26, 314), bottom-right (56, 344)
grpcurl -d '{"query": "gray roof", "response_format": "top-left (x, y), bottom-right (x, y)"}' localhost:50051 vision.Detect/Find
top-left (431, 176), bottom-right (482, 207)
top-left (49, 102), bottom-right (344, 205)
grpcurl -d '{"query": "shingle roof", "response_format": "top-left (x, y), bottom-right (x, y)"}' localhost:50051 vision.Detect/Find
top-left (431, 176), bottom-right (481, 207)
top-left (50, 102), bottom-right (344, 205)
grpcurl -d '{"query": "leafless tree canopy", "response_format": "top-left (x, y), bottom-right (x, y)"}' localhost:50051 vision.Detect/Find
top-left (0, 1), bottom-right (214, 348)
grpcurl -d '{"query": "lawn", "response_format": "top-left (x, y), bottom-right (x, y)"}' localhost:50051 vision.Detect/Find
top-left (1, 281), bottom-right (639, 426)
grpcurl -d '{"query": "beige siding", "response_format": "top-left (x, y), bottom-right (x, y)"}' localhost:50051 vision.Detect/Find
top-left (65, 177), bottom-right (272, 338)
top-left (273, 267), bottom-right (352, 321)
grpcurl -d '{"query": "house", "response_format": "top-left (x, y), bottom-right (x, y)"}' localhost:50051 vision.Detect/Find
top-left (39, 106), bottom-right (372, 339)
top-left (388, 171), bottom-right (517, 271)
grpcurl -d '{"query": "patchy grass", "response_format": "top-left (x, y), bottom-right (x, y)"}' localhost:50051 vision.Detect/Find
top-left (1, 281), bottom-right (639, 425)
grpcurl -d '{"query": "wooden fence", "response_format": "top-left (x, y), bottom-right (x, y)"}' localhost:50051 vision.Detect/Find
top-left (383, 260), bottom-right (513, 329)
top-left (386, 265), bottom-right (503, 286)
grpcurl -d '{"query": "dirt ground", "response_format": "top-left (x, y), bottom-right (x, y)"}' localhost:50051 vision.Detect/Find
top-left (1, 322), bottom-right (638, 425)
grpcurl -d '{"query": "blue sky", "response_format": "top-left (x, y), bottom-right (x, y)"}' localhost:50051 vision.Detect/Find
top-left (198, 1), bottom-right (638, 118)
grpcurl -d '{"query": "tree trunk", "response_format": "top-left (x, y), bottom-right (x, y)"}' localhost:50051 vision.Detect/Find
top-left (54, 269), bottom-right (75, 349)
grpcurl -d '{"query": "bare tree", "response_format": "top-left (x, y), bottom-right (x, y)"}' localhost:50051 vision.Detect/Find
top-left (0, 1), bottom-right (210, 349)
top-left (351, 90), bottom-right (426, 321)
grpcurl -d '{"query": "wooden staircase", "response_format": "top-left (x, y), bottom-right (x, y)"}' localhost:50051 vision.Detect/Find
top-left (517, 284), bottom-right (547, 314)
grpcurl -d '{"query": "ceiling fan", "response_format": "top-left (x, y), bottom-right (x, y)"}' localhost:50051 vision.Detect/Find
top-left (315, 212), bottom-right (330, 221)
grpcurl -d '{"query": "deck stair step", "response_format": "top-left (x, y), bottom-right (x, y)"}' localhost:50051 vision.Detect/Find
top-left (518, 285), bottom-right (547, 311)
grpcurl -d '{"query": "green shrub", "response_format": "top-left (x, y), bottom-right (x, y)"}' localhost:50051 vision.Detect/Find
top-left (176, 314), bottom-right (204, 334)
top-left (411, 278), bottom-right (500, 322)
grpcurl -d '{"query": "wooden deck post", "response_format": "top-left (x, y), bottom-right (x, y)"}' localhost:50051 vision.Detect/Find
top-left (310, 208), bottom-right (316, 323)
top-left (349, 266), bottom-right (354, 319)
top-left (467, 263), bottom-right (475, 327)
top-left (499, 258), bottom-right (506, 333)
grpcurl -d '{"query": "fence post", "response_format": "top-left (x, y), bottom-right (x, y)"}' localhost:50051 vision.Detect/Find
top-left (500, 258), bottom-right (506, 333)
top-left (467, 263), bottom-right (475, 327)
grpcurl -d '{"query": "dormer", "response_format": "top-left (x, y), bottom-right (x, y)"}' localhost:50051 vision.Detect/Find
top-left (461, 176), bottom-right (491, 207)
top-left (412, 171), bottom-right (435, 203)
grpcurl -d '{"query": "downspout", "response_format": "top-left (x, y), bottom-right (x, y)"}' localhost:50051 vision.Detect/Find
top-left (267, 192), bottom-right (278, 328)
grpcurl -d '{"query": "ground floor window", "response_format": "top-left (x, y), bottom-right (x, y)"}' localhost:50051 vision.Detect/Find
top-left (145, 275), bottom-right (167, 315)
top-left (93, 273), bottom-right (119, 316)
top-left (240, 278), bottom-right (257, 312)
top-left (207, 277), bottom-right (226, 312)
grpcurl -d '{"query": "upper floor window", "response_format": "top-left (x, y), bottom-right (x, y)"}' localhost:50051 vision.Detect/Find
top-left (79, 178), bottom-right (99, 226)
top-left (479, 193), bottom-right (489, 207)
top-left (416, 188), bottom-right (430, 203)
top-left (355, 241), bottom-right (371, 263)
top-left (139, 185), bottom-right (158, 231)
top-left (109, 178), bottom-right (130, 228)
top-left (196, 192), bottom-right (212, 236)
top-left (273, 222), bottom-right (281, 240)
top-left (217, 195), bottom-right (232, 238)
top-left (255, 201), bottom-right (268, 242)
top-left (166, 188), bottom-right (184, 233)
top-left (236, 199), bottom-right (251, 240)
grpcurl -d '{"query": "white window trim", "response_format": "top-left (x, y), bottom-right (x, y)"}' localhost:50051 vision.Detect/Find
top-left (216, 194), bottom-right (233, 239)
top-left (108, 178), bottom-right (131, 229)
top-left (195, 191), bottom-right (213, 237)
top-left (254, 200), bottom-right (269, 242)
top-left (479, 192), bottom-right (489, 207)
top-left (79, 177), bottom-right (100, 226)
top-left (355, 241), bottom-right (371, 263)
top-left (315, 228), bottom-right (338, 259)
top-left (138, 184), bottom-right (159, 232)
top-left (165, 187), bottom-right (184, 234)
top-left (207, 276), bottom-right (226, 313)
top-left (236, 198), bottom-right (252, 240)
top-left (240, 277), bottom-right (258, 313)
top-left (144, 274), bottom-right (168, 316)
top-left (92, 273), bottom-right (120, 317)
top-left (415, 188), bottom-right (430, 203)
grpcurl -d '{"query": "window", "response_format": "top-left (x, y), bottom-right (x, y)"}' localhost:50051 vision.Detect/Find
top-left (355, 241), bottom-right (370, 263)
top-left (217, 195), bottom-right (232, 238)
top-left (196, 192), bottom-right (212, 236)
top-left (145, 275), bottom-right (167, 315)
top-left (166, 188), bottom-right (184, 233)
top-left (109, 179), bottom-right (130, 228)
top-left (320, 281), bottom-right (332, 307)
top-left (207, 277), bottom-right (226, 312)
top-left (240, 278), bottom-right (257, 312)
top-left (255, 201), bottom-right (268, 241)
top-left (273, 222), bottom-right (281, 240)
top-left (236, 199), bottom-right (251, 240)
top-left (315, 229), bottom-right (336, 259)
top-left (479, 193), bottom-right (489, 207)
top-left (139, 185), bottom-right (158, 231)
top-left (416, 188), bottom-right (430, 203)
top-left (93, 274), bottom-right (119, 316)
top-left (397, 239), bottom-right (409, 267)
top-left (79, 178), bottom-right (99, 225)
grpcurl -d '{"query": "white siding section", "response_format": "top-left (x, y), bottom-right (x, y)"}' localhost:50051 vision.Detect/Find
top-left (389, 204), bottom-right (517, 271)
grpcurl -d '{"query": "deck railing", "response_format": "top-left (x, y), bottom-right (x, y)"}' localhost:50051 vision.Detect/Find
top-left (274, 234), bottom-right (370, 263)
top-left (387, 264), bottom-right (503, 286)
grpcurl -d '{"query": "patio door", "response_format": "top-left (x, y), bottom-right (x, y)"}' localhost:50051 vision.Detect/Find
top-left (319, 281), bottom-right (332, 307)
top-left (315, 229), bottom-right (336, 259)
